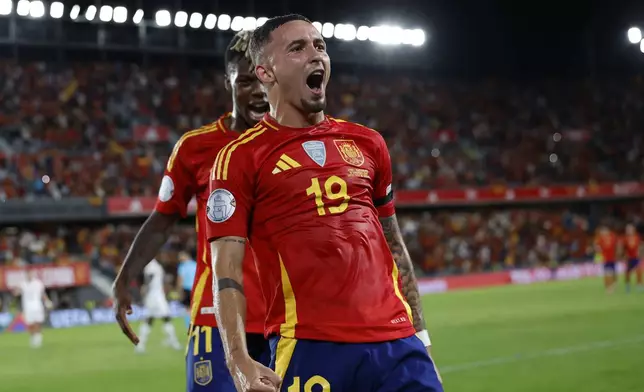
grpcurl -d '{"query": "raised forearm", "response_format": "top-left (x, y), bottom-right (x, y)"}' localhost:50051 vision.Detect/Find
top-left (116, 211), bottom-right (178, 282)
top-left (380, 215), bottom-right (427, 332)
top-left (210, 237), bottom-right (250, 368)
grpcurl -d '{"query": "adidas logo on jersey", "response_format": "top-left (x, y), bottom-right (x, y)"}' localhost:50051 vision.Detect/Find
top-left (272, 154), bottom-right (301, 174)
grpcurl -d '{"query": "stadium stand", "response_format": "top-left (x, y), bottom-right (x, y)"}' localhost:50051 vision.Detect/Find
top-left (2, 61), bottom-right (644, 200)
top-left (4, 201), bottom-right (644, 280)
top-left (2, 61), bottom-right (644, 287)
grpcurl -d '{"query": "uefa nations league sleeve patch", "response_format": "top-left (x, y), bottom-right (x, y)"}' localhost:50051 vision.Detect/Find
top-left (207, 189), bottom-right (236, 223)
top-left (158, 175), bottom-right (175, 202)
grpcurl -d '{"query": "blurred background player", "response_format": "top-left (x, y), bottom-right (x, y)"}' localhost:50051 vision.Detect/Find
top-left (621, 224), bottom-right (642, 293)
top-left (112, 30), bottom-right (269, 391)
top-left (12, 270), bottom-right (52, 348)
top-left (136, 257), bottom-right (181, 353)
top-left (176, 251), bottom-right (197, 329)
top-left (207, 15), bottom-right (441, 391)
top-left (595, 226), bottom-right (618, 294)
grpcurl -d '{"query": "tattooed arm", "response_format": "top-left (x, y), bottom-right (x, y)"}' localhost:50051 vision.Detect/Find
top-left (210, 236), bottom-right (281, 390)
top-left (210, 236), bottom-right (249, 366)
top-left (379, 214), bottom-right (427, 333)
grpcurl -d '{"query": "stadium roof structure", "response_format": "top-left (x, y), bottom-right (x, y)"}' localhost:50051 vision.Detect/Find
top-left (0, 0), bottom-right (643, 74)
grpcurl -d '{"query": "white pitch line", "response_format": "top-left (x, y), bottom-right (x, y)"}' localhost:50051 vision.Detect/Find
top-left (440, 335), bottom-right (644, 374)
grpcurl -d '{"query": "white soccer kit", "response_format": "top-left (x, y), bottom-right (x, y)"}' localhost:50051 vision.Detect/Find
top-left (143, 259), bottom-right (170, 318)
top-left (20, 279), bottom-right (46, 325)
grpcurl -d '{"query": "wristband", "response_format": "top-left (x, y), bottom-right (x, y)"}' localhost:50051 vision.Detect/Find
top-left (415, 329), bottom-right (431, 347)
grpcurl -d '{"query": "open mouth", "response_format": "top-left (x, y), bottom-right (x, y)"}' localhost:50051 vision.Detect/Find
top-left (306, 70), bottom-right (325, 95)
top-left (248, 102), bottom-right (269, 121)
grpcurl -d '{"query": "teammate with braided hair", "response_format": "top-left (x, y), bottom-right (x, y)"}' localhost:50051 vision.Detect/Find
top-left (112, 30), bottom-right (269, 391)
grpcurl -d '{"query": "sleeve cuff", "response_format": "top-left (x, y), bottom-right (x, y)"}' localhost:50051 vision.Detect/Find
top-left (154, 200), bottom-right (188, 218)
top-left (376, 201), bottom-right (395, 218)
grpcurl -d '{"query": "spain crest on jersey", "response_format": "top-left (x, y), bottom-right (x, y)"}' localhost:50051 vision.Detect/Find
top-left (334, 139), bottom-right (364, 167)
top-left (194, 359), bottom-right (213, 386)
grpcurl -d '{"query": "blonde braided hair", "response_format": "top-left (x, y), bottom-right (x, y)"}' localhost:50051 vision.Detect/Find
top-left (229, 30), bottom-right (254, 67)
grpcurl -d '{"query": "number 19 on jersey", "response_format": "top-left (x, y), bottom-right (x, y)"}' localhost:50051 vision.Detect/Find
top-left (305, 176), bottom-right (350, 216)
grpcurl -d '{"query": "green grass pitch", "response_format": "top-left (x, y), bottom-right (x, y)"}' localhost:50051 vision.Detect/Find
top-left (1, 278), bottom-right (642, 391)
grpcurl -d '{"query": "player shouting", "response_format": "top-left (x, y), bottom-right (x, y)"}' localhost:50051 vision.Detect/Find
top-left (112, 30), bottom-right (270, 391)
top-left (206, 14), bottom-right (442, 392)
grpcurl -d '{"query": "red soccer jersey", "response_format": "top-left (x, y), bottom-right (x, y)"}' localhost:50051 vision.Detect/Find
top-left (206, 115), bottom-right (415, 343)
top-left (623, 234), bottom-right (640, 259)
top-left (154, 114), bottom-right (265, 333)
top-left (597, 232), bottom-right (617, 262)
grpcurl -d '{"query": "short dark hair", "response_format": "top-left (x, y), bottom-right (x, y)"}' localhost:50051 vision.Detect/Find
top-left (224, 30), bottom-right (253, 72)
top-left (249, 14), bottom-right (311, 65)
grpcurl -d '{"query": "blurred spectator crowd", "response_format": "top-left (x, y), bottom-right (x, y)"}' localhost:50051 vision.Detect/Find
top-left (3, 202), bottom-right (644, 277)
top-left (2, 60), bottom-right (644, 200)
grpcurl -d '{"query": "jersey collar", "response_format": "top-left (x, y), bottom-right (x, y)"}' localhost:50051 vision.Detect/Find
top-left (261, 113), bottom-right (331, 132)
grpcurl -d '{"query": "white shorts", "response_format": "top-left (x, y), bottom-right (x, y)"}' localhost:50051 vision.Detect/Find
top-left (23, 308), bottom-right (45, 325)
top-left (144, 297), bottom-right (170, 319)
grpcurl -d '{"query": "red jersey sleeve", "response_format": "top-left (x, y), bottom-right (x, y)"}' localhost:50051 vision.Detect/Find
top-left (154, 140), bottom-right (197, 217)
top-left (206, 142), bottom-right (254, 241)
top-left (373, 132), bottom-right (395, 217)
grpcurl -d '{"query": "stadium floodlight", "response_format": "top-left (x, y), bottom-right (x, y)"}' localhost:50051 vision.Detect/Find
top-left (99, 5), bottom-right (113, 22)
top-left (113, 6), bottom-right (127, 23)
top-left (189, 12), bottom-right (203, 28)
top-left (344, 24), bottom-right (357, 41)
top-left (0, 0), bottom-right (11, 16)
top-left (243, 16), bottom-right (256, 31)
top-left (356, 26), bottom-right (369, 41)
top-left (312, 21), bottom-right (322, 32)
top-left (367, 25), bottom-right (383, 43)
top-left (409, 29), bottom-right (425, 46)
top-left (69, 4), bottom-right (80, 20)
top-left (641, 39), bottom-right (644, 53)
top-left (334, 23), bottom-right (344, 39)
top-left (50, 1), bottom-right (64, 18)
top-left (256, 17), bottom-right (267, 27)
top-left (334, 23), bottom-right (356, 41)
top-left (217, 14), bottom-right (231, 30)
top-left (16, 0), bottom-right (28, 16)
top-left (401, 29), bottom-right (414, 45)
top-left (321, 22), bottom-right (334, 38)
top-left (174, 11), bottom-right (187, 27)
top-left (231, 15), bottom-right (244, 31)
top-left (85, 5), bottom-right (96, 21)
top-left (385, 26), bottom-right (404, 45)
top-left (132, 9), bottom-right (143, 24)
top-left (369, 25), bottom-right (405, 45)
top-left (628, 27), bottom-right (642, 44)
top-left (155, 10), bottom-right (171, 27)
top-left (204, 14), bottom-right (216, 29)
top-left (29, 0), bottom-right (44, 18)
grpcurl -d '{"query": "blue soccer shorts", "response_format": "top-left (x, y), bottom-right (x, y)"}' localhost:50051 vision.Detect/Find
top-left (185, 324), bottom-right (271, 392)
top-left (604, 261), bottom-right (617, 275)
top-left (627, 258), bottom-right (640, 272)
top-left (269, 335), bottom-right (443, 392)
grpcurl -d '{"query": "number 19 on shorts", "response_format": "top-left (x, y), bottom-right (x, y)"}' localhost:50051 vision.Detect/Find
top-left (288, 376), bottom-right (331, 392)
